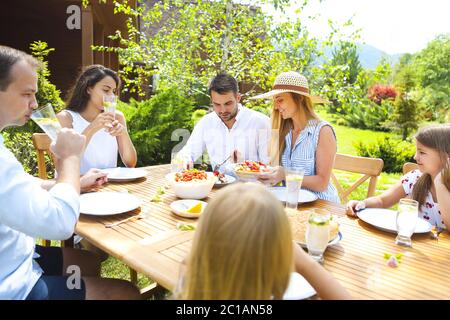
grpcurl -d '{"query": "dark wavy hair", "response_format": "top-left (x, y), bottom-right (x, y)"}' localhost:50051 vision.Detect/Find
top-left (65, 65), bottom-right (120, 112)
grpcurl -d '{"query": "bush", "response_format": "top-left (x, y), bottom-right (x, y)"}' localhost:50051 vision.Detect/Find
top-left (3, 41), bottom-right (63, 176)
top-left (354, 137), bottom-right (415, 173)
top-left (191, 109), bottom-right (207, 125)
top-left (329, 98), bottom-right (393, 132)
top-left (30, 41), bottom-right (65, 112)
top-left (125, 87), bottom-right (194, 166)
top-left (2, 131), bottom-right (53, 178)
top-left (368, 84), bottom-right (397, 105)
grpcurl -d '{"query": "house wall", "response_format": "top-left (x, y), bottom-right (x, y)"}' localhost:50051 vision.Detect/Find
top-left (0, 0), bottom-right (82, 97)
top-left (0, 0), bottom-right (129, 99)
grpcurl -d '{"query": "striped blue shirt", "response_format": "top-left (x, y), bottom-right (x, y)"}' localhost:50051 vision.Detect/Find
top-left (281, 120), bottom-right (340, 203)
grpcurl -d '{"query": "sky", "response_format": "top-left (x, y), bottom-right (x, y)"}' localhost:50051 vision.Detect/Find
top-left (262, 0), bottom-right (450, 55)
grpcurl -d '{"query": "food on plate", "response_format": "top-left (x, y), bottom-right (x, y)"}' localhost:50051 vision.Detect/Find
top-left (235, 160), bottom-right (271, 173)
top-left (186, 202), bottom-right (203, 214)
top-left (213, 171), bottom-right (228, 184)
top-left (175, 169), bottom-right (208, 182)
top-left (285, 208), bottom-right (339, 244)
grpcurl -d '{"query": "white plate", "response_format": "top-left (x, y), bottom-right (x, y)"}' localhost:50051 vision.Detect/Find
top-left (297, 232), bottom-right (343, 248)
top-left (283, 272), bottom-right (316, 300)
top-left (80, 192), bottom-right (142, 216)
top-left (214, 174), bottom-right (237, 188)
top-left (102, 167), bottom-right (147, 182)
top-left (170, 200), bottom-right (208, 219)
top-left (357, 208), bottom-right (432, 234)
top-left (268, 187), bottom-right (319, 203)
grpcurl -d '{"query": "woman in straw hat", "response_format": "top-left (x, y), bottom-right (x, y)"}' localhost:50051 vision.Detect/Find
top-left (174, 183), bottom-right (351, 299)
top-left (252, 71), bottom-right (340, 203)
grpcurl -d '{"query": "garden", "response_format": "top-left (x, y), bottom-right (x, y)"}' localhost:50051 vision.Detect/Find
top-left (3, 0), bottom-right (449, 293)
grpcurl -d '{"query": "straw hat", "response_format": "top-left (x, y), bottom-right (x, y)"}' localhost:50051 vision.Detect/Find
top-left (250, 71), bottom-right (329, 104)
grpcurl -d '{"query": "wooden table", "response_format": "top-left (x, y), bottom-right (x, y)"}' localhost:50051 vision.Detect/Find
top-left (76, 165), bottom-right (450, 299)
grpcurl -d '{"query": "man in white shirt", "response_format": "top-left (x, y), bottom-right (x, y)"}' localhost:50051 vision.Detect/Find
top-left (0, 46), bottom-right (140, 300)
top-left (179, 73), bottom-right (270, 173)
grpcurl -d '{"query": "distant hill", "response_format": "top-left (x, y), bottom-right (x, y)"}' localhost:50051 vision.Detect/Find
top-left (356, 43), bottom-right (402, 69)
top-left (322, 43), bottom-right (404, 69)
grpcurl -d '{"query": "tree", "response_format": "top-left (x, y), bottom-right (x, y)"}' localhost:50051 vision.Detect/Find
top-left (411, 34), bottom-right (449, 122)
top-left (92, 0), bottom-right (354, 106)
top-left (330, 41), bottom-right (362, 85)
top-left (387, 65), bottom-right (421, 140)
top-left (413, 34), bottom-right (449, 89)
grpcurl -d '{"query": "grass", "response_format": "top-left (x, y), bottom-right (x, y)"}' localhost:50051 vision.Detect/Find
top-left (99, 108), bottom-right (403, 296)
top-left (316, 108), bottom-right (393, 155)
top-left (315, 107), bottom-right (401, 200)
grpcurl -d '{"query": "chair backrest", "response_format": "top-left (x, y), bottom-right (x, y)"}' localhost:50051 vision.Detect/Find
top-left (402, 162), bottom-right (419, 175)
top-left (331, 153), bottom-right (384, 203)
top-left (32, 133), bottom-right (54, 180)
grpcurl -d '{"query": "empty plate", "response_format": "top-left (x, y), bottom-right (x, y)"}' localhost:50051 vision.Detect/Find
top-left (102, 167), bottom-right (147, 182)
top-left (269, 187), bottom-right (319, 203)
top-left (80, 192), bottom-right (142, 215)
top-left (357, 208), bottom-right (432, 234)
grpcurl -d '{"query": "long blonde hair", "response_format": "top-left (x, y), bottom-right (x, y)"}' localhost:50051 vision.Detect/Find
top-left (269, 93), bottom-right (319, 165)
top-left (179, 183), bottom-right (293, 300)
top-left (412, 124), bottom-right (450, 207)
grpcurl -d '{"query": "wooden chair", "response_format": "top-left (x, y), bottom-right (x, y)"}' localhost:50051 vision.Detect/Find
top-left (402, 162), bottom-right (419, 175)
top-left (331, 153), bottom-right (384, 203)
top-left (32, 133), bottom-right (55, 246)
top-left (32, 133), bottom-right (55, 179)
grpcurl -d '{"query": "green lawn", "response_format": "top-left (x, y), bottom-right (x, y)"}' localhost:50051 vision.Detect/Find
top-left (316, 108), bottom-right (393, 155)
top-left (100, 109), bottom-right (403, 297)
top-left (316, 108), bottom-right (401, 200)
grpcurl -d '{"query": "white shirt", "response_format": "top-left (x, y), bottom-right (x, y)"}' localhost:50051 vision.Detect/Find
top-left (180, 105), bottom-right (271, 173)
top-left (66, 110), bottom-right (118, 175)
top-left (0, 134), bottom-right (79, 300)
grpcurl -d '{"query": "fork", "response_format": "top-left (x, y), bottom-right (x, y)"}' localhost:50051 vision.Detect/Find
top-left (213, 154), bottom-right (232, 173)
top-left (105, 210), bottom-right (148, 228)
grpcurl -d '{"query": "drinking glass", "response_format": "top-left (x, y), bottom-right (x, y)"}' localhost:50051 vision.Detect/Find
top-left (306, 208), bottom-right (331, 263)
top-left (103, 95), bottom-right (117, 118)
top-left (284, 167), bottom-right (305, 210)
top-left (171, 151), bottom-right (184, 173)
top-left (31, 104), bottom-right (62, 141)
top-left (395, 198), bottom-right (419, 247)
top-left (171, 151), bottom-right (193, 172)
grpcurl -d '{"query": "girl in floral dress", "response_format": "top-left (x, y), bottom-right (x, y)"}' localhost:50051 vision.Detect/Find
top-left (346, 124), bottom-right (450, 230)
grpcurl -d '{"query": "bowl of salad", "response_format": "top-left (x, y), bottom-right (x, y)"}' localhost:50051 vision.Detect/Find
top-left (234, 160), bottom-right (274, 180)
top-left (166, 169), bottom-right (217, 199)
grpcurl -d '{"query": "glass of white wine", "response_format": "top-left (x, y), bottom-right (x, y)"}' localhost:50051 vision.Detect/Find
top-left (31, 104), bottom-right (62, 141)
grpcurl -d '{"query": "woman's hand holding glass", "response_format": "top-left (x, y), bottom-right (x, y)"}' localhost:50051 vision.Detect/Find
top-left (258, 166), bottom-right (285, 186)
top-left (107, 120), bottom-right (126, 137)
top-left (89, 112), bottom-right (115, 133)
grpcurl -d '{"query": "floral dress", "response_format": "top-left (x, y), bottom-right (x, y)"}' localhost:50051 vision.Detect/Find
top-left (401, 169), bottom-right (445, 229)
